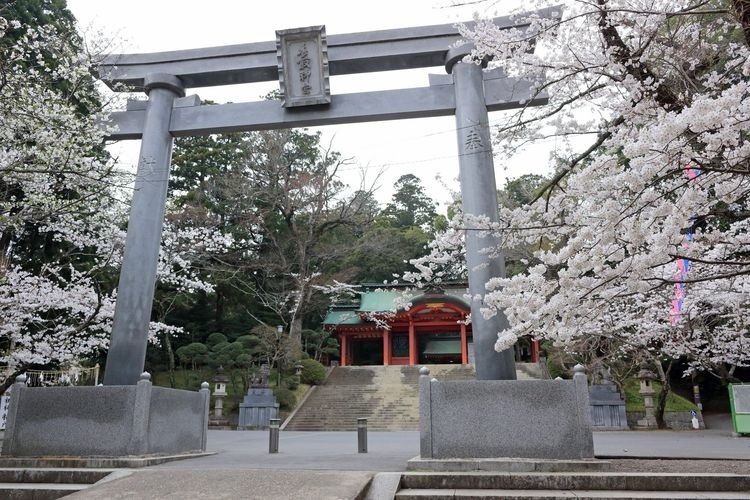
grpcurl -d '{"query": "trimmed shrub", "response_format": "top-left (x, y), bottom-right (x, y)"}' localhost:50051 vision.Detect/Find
top-left (273, 387), bottom-right (296, 411)
top-left (206, 332), bottom-right (228, 349)
top-left (285, 375), bottom-right (300, 390)
top-left (299, 359), bottom-right (326, 385)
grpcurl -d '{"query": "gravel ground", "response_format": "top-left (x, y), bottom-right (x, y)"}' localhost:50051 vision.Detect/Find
top-left (607, 458), bottom-right (750, 474)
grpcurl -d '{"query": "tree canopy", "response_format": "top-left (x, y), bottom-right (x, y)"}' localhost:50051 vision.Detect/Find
top-left (407, 0), bottom-right (750, 382)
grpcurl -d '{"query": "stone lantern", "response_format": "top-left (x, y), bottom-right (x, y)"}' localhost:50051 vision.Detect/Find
top-left (295, 363), bottom-right (304, 376)
top-left (636, 364), bottom-right (658, 429)
top-left (208, 366), bottom-right (231, 428)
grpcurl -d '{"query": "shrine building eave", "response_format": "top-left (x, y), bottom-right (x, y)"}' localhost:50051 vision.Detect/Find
top-left (322, 286), bottom-right (471, 331)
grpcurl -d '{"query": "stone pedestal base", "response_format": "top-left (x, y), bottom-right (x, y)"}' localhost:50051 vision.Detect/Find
top-left (2, 377), bottom-right (210, 458)
top-left (419, 367), bottom-right (594, 460)
top-left (237, 387), bottom-right (279, 430)
top-left (636, 416), bottom-right (658, 429)
top-left (208, 416), bottom-right (231, 429)
top-left (589, 383), bottom-right (628, 430)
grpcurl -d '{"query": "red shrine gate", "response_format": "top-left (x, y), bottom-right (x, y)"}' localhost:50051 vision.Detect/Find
top-left (324, 289), bottom-right (540, 366)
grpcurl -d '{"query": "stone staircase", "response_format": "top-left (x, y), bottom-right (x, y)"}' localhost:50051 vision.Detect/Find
top-left (284, 363), bottom-right (545, 432)
top-left (390, 472), bottom-right (750, 499)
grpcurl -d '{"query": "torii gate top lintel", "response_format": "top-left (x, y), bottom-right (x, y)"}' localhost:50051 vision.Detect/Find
top-left (97, 6), bottom-right (561, 90)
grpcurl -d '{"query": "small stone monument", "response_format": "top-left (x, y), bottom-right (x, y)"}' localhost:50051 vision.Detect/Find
top-left (636, 364), bottom-right (658, 429)
top-left (237, 364), bottom-right (279, 430)
top-left (589, 368), bottom-right (628, 429)
top-left (208, 366), bottom-right (231, 429)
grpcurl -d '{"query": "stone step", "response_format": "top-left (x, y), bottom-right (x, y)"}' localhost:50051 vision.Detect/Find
top-left (0, 468), bottom-right (119, 500)
top-left (0, 482), bottom-right (92, 500)
top-left (287, 364), bottom-right (528, 431)
top-left (399, 473), bottom-right (750, 492)
top-left (0, 468), bottom-right (114, 484)
top-left (395, 489), bottom-right (750, 499)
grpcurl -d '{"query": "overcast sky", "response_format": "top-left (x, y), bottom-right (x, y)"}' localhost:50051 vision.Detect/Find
top-left (66, 0), bottom-right (547, 210)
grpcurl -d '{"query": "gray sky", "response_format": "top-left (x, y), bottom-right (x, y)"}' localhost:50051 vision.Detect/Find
top-left (67, 0), bottom-right (548, 210)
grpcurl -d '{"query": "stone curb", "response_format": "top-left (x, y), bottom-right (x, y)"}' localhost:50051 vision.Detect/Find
top-left (0, 451), bottom-right (215, 469)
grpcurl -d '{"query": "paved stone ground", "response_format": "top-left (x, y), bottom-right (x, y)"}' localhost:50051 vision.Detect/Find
top-left (151, 418), bottom-right (750, 473)
top-left (66, 469), bottom-right (373, 500)
top-left (155, 431), bottom-right (420, 471)
top-left (594, 427), bottom-right (750, 460)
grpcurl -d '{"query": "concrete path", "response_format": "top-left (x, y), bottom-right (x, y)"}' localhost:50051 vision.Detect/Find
top-left (595, 428), bottom-right (750, 459)
top-left (155, 431), bottom-right (420, 471)
top-left (151, 426), bottom-right (750, 472)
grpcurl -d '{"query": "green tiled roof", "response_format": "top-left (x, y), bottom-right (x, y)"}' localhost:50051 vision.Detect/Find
top-left (323, 286), bottom-right (470, 326)
top-left (323, 309), bottom-right (361, 326)
top-left (358, 291), bottom-right (412, 312)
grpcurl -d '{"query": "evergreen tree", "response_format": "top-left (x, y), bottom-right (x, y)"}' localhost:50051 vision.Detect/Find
top-left (382, 174), bottom-right (438, 230)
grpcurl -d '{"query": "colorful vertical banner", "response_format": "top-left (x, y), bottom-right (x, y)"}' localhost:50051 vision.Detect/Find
top-left (669, 165), bottom-right (701, 325)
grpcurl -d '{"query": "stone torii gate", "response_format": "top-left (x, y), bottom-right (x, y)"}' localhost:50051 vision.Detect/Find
top-left (100, 8), bottom-right (557, 385)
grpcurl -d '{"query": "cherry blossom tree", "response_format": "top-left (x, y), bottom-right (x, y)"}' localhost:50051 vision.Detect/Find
top-left (407, 0), bottom-right (749, 397)
top-left (0, 16), bottom-right (232, 390)
top-left (0, 15), bottom-right (122, 388)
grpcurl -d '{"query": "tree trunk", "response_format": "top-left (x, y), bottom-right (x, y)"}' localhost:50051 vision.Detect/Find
top-left (215, 286), bottom-right (225, 333)
top-left (163, 330), bottom-right (176, 388)
top-left (0, 368), bottom-right (26, 394)
top-left (0, 364), bottom-right (46, 394)
top-left (654, 360), bottom-right (673, 430)
top-left (733, 0), bottom-right (750, 47)
top-left (290, 317), bottom-right (303, 338)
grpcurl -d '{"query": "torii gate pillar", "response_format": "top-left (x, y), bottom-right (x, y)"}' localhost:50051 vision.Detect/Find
top-left (448, 46), bottom-right (516, 380)
top-left (103, 74), bottom-right (185, 385)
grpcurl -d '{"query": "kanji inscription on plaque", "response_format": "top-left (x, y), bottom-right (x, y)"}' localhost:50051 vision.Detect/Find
top-left (276, 26), bottom-right (331, 107)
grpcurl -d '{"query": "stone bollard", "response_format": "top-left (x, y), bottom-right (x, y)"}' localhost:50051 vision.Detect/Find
top-left (269, 418), bottom-right (280, 453)
top-left (357, 417), bottom-right (368, 453)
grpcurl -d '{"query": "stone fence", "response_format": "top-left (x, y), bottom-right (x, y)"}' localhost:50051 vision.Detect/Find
top-left (2, 373), bottom-right (210, 457)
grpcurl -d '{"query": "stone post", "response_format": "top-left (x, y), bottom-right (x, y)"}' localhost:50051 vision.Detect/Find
top-left (572, 364), bottom-right (595, 457)
top-left (127, 372), bottom-right (153, 455)
top-left (637, 366), bottom-right (658, 429)
top-left (418, 366), bottom-right (433, 458)
top-left (447, 45), bottom-right (516, 380)
top-left (104, 74), bottom-right (185, 385)
top-left (2, 374), bottom-right (27, 456)
top-left (199, 381), bottom-right (211, 451)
